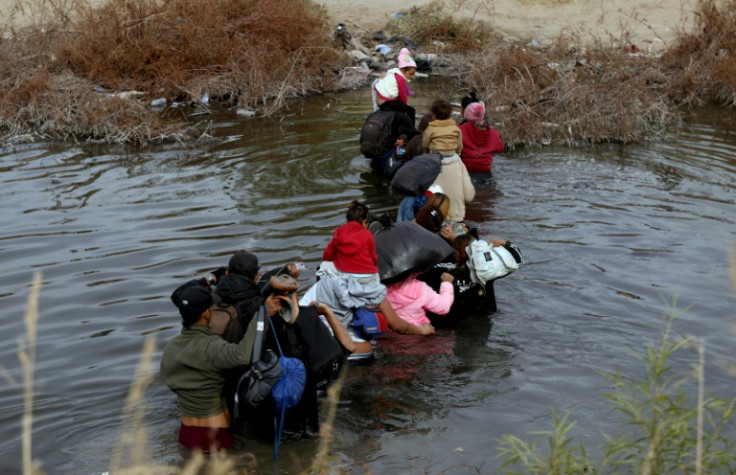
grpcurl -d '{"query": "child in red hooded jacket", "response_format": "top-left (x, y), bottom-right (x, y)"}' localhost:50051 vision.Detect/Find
top-left (323, 200), bottom-right (378, 275)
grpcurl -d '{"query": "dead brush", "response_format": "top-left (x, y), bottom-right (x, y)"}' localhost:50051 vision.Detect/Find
top-left (0, 0), bottom-right (344, 144)
top-left (384, 1), bottom-right (498, 52)
top-left (662, 0), bottom-right (736, 107)
top-left (441, 39), bottom-right (675, 147)
top-left (51, 0), bottom-right (341, 105)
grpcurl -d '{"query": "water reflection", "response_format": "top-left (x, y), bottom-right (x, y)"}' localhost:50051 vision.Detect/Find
top-left (0, 89), bottom-right (734, 473)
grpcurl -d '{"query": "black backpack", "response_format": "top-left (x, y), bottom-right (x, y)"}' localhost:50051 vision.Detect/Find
top-left (390, 151), bottom-right (443, 196)
top-left (360, 110), bottom-right (395, 159)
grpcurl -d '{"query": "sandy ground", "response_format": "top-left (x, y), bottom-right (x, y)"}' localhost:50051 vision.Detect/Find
top-left (318, 0), bottom-right (696, 52)
top-left (1, 0), bottom-right (696, 52)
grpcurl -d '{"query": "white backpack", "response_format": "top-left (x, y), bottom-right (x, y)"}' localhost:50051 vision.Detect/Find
top-left (466, 240), bottom-right (523, 286)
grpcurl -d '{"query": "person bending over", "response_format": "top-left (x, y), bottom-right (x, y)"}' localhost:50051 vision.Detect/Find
top-left (386, 271), bottom-right (455, 326)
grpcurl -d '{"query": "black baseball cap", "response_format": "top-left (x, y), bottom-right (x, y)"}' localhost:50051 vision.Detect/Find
top-left (175, 285), bottom-right (220, 322)
top-left (228, 251), bottom-right (259, 279)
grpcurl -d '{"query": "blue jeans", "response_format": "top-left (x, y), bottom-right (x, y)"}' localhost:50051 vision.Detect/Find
top-left (397, 196), bottom-right (416, 222)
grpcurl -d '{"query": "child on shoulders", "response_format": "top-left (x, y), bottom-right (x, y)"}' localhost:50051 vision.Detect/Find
top-left (321, 200), bottom-right (386, 324)
top-left (422, 99), bottom-right (463, 156)
top-left (421, 101), bottom-right (475, 222)
top-left (373, 47), bottom-right (418, 124)
top-left (323, 200), bottom-right (379, 276)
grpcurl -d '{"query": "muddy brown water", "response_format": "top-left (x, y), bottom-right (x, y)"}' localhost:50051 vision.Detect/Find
top-left (0, 84), bottom-right (734, 473)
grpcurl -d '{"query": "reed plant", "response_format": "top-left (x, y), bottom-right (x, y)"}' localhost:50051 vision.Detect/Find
top-left (497, 303), bottom-right (736, 474)
top-left (662, 0), bottom-right (736, 107)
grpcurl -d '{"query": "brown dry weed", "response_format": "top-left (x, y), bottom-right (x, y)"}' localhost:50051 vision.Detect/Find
top-left (2, 0), bottom-right (736, 145)
top-left (440, 40), bottom-right (673, 148)
top-left (0, 0), bottom-right (343, 144)
top-left (662, 0), bottom-right (736, 107)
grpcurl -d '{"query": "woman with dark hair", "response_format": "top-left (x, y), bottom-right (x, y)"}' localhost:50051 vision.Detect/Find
top-left (414, 205), bottom-right (444, 234)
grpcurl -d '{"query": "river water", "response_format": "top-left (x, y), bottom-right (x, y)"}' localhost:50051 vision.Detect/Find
top-left (0, 85), bottom-right (734, 474)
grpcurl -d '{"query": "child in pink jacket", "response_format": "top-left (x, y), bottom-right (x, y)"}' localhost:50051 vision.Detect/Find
top-left (386, 272), bottom-right (455, 326)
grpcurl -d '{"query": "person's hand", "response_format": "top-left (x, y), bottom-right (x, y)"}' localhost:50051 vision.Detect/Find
top-left (286, 263), bottom-right (303, 279)
top-left (441, 225), bottom-right (457, 242)
top-left (211, 266), bottom-right (227, 282)
top-left (310, 301), bottom-right (330, 315)
top-left (418, 323), bottom-right (435, 335)
top-left (440, 272), bottom-right (454, 283)
top-left (264, 294), bottom-right (283, 317)
top-left (489, 239), bottom-right (507, 247)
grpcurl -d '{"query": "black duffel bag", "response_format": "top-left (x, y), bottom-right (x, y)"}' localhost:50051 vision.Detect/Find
top-left (374, 221), bottom-right (455, 284)
top-left (390, 151), bottom-right (442, 196)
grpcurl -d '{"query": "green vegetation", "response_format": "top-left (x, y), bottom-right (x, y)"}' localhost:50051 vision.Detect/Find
top-left (497, 306), bottom-right (736, 474)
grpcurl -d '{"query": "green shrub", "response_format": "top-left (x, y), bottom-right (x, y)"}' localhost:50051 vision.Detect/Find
top-left (497, 308), bottom-right (736, 474)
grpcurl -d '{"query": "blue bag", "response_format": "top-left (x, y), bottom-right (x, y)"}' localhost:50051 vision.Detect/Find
top-left (268, 312), bottom-right (307, 459)
top-left (272, 355), bottom-right (306, 412)
top-left (352, 308), bottom-right (388, 340)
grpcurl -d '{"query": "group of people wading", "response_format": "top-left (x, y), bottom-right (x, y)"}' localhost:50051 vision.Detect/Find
top-left (160, 47), bottom-right (522, 456)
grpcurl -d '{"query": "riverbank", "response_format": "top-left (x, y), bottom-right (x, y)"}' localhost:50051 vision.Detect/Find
top-left (1, 0), bottom-right (697, 52)
top-left (1, 0), bottom-right (733, 146)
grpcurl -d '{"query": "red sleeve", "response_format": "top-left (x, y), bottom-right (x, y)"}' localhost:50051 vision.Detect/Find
top-left (369, 235), bottom-right (378, 266)
top-left (489, 128), bottom-right (504, 154)
top-left (395, 73), bottom-right (409, 105)
top-left (323, 236), bottom-right (338, 261)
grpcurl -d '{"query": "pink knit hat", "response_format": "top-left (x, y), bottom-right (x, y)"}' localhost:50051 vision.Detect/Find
top-left (397, 48), bottom-right (417, 69)
top-left (464, 101), bottom-right (486, 125)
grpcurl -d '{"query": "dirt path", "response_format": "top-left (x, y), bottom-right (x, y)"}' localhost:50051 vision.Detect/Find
top-left (318, 0), bottom-right (696, 52)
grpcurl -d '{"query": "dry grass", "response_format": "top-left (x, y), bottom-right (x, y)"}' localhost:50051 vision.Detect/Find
top-left (0, 0), bottom-right (343, 144)
top-left (2, 0), bottom-right (736, 145)
top-left (662, 0), bottom-right (736, 107)
top-left (439, 40), bottom-right (673, 147)
top-left (384, 1), bottom-right (499, 52)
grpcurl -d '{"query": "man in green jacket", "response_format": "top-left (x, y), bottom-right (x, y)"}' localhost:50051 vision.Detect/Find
top-left (160, 281), bottom-right (280, 452)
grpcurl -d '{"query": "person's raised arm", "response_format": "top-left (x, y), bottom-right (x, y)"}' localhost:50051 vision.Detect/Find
top-left (378, 297), bottom-right (434, 336)
top-left (420, 274), bottom-right (455, 316)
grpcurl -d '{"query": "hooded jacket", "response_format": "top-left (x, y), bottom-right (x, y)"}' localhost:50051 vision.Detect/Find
top-left (432, 154), bottom-right (476, 222)
top-left (214, 273), bottom-right (262, 343)
top-left (323, 221), bottom-right (379, 274)
top-left (374, 67), bottom-right (412, 105)
top-left (423, 119), bottom-right (463, 156)
top-left (386, 275), bottom-right (454, 325)
top-left (458, 122), bottom-right (504, 173)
